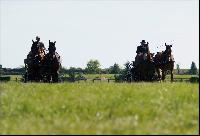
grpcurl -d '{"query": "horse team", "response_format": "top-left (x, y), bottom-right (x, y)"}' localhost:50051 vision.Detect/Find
top-left (24, 38), bottom-right (174, 83)
top-left (24, 36), bottom-right (61, 82)
top-left (125, 40), bottom-right (175, 82)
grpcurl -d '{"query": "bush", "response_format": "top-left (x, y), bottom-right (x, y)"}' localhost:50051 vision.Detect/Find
top-left (0, 76), bottom-right (11, 82)
top-left (114, 74), bottom-right (125, 82)
top-left (189, 76), bottom-right (199, 83)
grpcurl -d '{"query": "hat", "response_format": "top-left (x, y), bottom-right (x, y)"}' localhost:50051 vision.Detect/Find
top-left (36, 36), bottom-right (40, 41)
top-left (140, 40), bottom-right (146, 44)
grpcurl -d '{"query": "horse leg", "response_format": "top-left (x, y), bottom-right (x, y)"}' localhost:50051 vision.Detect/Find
top-left (47, 72), bottom-right (52, 83)
top-left (156, 68), bottom-right (160, 81)
top-left (45, 65), bottom-right (51, 83)
top-left (162, 70), bottom-right (165, 81)
top-left (129, 75), bottom-right (132, 82)
top-left (130, 75), bottom-right (132, 82)
top-left (27, 72), bottom-right (31, 81)
top-left (158, 68), bottom-right (162, 82)
top-left (35, 71), bottom-right (40, 82)
top-left (171, 69), bottom-right (174, 82)
top-left (171, 62), bottom-right (174, 82)
top-left (52, 72), bottom-right (58, 83)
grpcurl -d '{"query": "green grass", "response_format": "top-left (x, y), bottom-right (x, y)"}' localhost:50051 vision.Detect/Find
top-left (0, 82), bottom-right (198, 134)
top-left (83, 74), bottom-right (114, 79)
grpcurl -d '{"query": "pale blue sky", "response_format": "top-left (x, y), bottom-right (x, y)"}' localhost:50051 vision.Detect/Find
top-left (0, 0), bottom-right (199, 69)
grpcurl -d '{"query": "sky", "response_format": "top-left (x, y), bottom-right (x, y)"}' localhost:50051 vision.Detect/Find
top-left (0, 0), bottom-right (199, 69)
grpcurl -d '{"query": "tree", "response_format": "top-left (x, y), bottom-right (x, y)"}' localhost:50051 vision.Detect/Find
top-left (124, 61), bottom-right (131, 72)
top-left (101, 68), bottom-right (110, 74)
top-left (85, 59), bottom-right (101, 74)
top-left (176, 64), bottom-right (180, 74)
top-left (60, 66), bottom-right (68, 74)
top-left (68, 67), bottom-right (76, 82)
top-left (189, 61), bottom-right (198, 75)
top-left (109, 63), bottom-right (121, 74)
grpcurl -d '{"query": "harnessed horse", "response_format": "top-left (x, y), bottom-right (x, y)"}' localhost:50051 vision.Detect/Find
top-left (45, 40), bottom-right (61, 82)
top-left (154, 43), bottom-right (175, 82)
top-left (24, 40), bottom-right (46, 82)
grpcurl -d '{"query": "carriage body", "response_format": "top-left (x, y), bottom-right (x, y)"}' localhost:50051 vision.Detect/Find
top-left (24, 56), bottom-right (48, 82)
top-left (130, 55), bottom-right (158, 82)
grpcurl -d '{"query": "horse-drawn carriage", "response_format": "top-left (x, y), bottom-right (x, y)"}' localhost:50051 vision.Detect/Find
top-left (24, 39), bottom-right (61, 83)
top-left (124, 40), bottom-right (175, 82)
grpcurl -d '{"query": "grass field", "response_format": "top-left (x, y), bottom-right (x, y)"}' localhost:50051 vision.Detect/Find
top-left (0, 82), bottom-right (198, 134)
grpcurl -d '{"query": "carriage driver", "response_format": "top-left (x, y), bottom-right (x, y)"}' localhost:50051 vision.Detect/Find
top-left (36, 36), bottom-right (46, 54)
top-left (140, 40), bottom-right (149, 54)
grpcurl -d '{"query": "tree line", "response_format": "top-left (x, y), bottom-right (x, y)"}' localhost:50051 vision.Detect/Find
top-left (0, 60), bottom-right (199, 76)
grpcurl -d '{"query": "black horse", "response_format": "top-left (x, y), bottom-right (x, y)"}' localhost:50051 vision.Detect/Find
top-left (25, 40), bottom-right (39, 82)
top-left (24, 40), bottom-right (47, 82)
top-left (45, 40), bottom-right (61, 82)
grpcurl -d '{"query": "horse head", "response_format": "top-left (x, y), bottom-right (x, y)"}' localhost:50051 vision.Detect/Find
top-left (164, 43), bottom-right (174, 62)
top-left (31, 40), bottom-right (39, 54)
top-left (165, 43), bottom-right (172, 55)
top-left (48, 40), bottom-right (56, 53)
top-left (46, 40), bottom-right (61, 82)
top-left (47, 40), bottom-right (61, 65)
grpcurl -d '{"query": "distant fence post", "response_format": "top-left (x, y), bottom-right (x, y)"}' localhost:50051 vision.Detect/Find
top-left (92, 78), bottom-right (102, 83)
top-left (173, 77), bottom-right (190, 82)
top-left (107, 78), bottom-right (115, 83)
